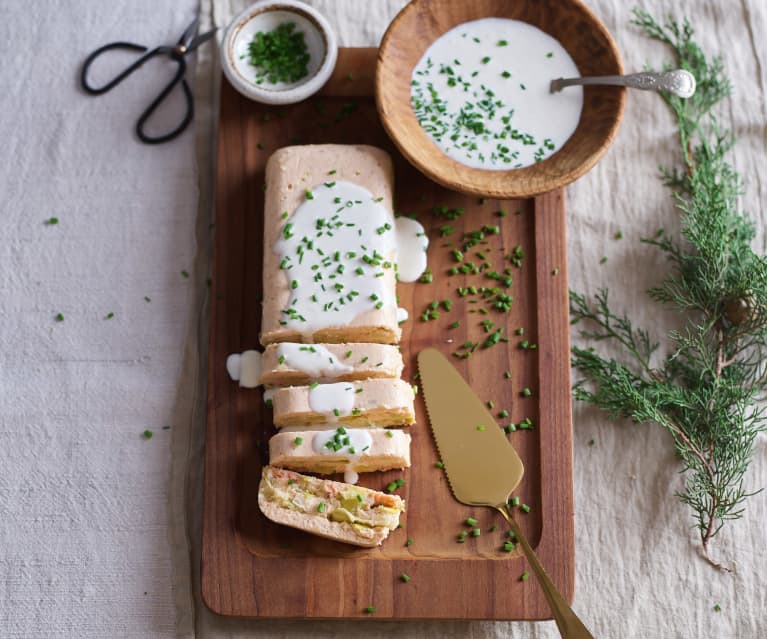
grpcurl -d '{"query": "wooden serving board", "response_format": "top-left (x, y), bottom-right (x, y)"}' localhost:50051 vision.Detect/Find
top-left (202, 48), bottom-right (574, 620)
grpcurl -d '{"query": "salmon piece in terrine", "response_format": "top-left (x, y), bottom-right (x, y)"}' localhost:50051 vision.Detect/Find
top-left (271, 378), bottom-right (416, 428)
top-left (260, 145), bottom-right (400, 346)
top-left (259, 342), bottom-right (404, 386)
top-left (269, 427), bottom-right (411, 475)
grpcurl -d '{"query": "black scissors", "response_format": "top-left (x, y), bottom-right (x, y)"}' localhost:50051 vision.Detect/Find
top-left (80, 18), bottom-right (216, 144)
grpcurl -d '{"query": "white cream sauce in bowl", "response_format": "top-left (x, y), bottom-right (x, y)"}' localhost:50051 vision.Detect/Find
top-left (410, 18), bottom-right (583, 170)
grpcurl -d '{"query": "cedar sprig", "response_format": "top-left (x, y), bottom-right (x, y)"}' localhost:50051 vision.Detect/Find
top-left (570, 9), bottom-right (766, 570)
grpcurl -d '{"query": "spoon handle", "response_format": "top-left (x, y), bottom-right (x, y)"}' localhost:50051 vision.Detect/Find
top-left (551, 70), bottom-right (696, 98)
top-left (496, 506), bottom-right (594, 639)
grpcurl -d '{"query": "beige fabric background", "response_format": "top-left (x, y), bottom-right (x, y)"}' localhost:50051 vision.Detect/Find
top-left (186, 1), bottom-right (767, 638)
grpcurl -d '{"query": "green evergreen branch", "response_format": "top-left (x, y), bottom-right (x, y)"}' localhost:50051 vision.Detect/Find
top-left (570, 9), bottom-right (766, 570)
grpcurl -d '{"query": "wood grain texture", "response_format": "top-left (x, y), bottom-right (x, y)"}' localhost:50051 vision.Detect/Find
top-left (376, 0), bottom-right (626, 198)
top-left (202, 48), bottom-right (574, 620)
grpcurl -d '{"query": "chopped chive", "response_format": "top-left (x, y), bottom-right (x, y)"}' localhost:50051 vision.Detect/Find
top-left (364, 606), bottom-right (375, 614)
top-left (504, 371), bottom-right (511, 379)
top-left (294, 437), bottom-right (303, 445)
top-left (317, 502), bottom-right (326, 513)
top-left (305, 189), bottom-right (314, 200)
top-left (45, 216), bottom-right (59, 225)
top-left (310, 381), bottom-right (319, 389)
top-left (511, 497), bottom-right (520, 507)
top-left (55, 312), bottom-right (64, 322)
top-left (435, 460), bottom-right (445, 469)
top-left (471, 528), bottom-right (481, 537)
top-left (476, 425), bottom-right (486, 431)
top-left (385, 431), bottom-right (393, 438)
top-left (521, 388), bottom-right (532, 397)
top-left (406, 538), bottom-right (414, 546)
top-left (520, 571), bottom-right (530, 581)
top-left (521, 503), bottom-right (531, 513)
top-left (466, 517), bottom-right (478, 526)
top-left (142, 429), bottom-right (153, 439)
top-left (400, 573), bottom-right (411, 583)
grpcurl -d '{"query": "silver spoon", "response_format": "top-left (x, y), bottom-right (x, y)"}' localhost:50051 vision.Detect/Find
top-left (550, 69), bottom-right (696, 98)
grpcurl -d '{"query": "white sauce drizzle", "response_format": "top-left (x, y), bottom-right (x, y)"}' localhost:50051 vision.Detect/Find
top-left (274, 181), bottom-right (396, 332)
top-left (311, 428), bottom-right (373, 457)
top-left (239, 350), bottom-right (263, 387)
top-left (308, 382), bottom-right (357, 420)
top-left (226, 350), bottom-right (263, 388)
top-left (226, 353), bottom-right (241, 381)
top-left (394, 217), bottom-right (429, 282)
top-left (397, 307), bottom-right (409, 324)
top-left (411, 18), bottom-right (583, 170)
top-left (275, 343), bottom-right (353, 377)
top-left (311, 428), bottom-right (373, 486)
top-left (263, 387), bottom-right (275, 405)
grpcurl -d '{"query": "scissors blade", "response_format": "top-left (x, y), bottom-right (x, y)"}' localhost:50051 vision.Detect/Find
top-left (186, 28), bottom-right (217, 53)
top-left (177, 17), bottom-right (200, 48)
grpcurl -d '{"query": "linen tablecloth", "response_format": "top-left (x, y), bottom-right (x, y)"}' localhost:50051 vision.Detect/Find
top-left (1, 1), bottom-right (765, 637)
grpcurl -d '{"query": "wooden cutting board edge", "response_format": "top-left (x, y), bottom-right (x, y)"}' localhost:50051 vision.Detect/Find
top-left (201, 47), bottom-right (574, 621)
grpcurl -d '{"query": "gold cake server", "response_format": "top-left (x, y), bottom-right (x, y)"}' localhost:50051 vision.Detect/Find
top-left (417, 347), bottom-right (593, 639)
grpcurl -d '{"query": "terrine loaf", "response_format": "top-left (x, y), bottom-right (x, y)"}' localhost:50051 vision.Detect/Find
top-left (272, 378), bottom-right (416, 428)
top-left (259, 342), bottom-right (403, 386)
top-left (258, 465), bottom-right (405, 547)
top-left (260, 144), bottom-right (400, 346)
top-left (269, 427), bottom-right (411, 474)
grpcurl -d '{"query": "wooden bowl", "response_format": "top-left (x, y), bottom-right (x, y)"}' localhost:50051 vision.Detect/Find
top-left (376, 0), bottom-right (626, 198)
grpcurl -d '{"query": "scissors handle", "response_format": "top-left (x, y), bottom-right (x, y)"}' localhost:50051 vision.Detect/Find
top-left (80, 42), bottom-right (193, 144)
top-left (81, 42), bottom-right (157, 94)
top-left (136, 63), bottom-right (194, 145)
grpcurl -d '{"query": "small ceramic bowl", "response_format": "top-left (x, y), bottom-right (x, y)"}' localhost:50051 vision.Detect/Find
top-left (221, 0), bottom-right (338, 105)
top-left (376, 0), bottom-right (626, 198)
